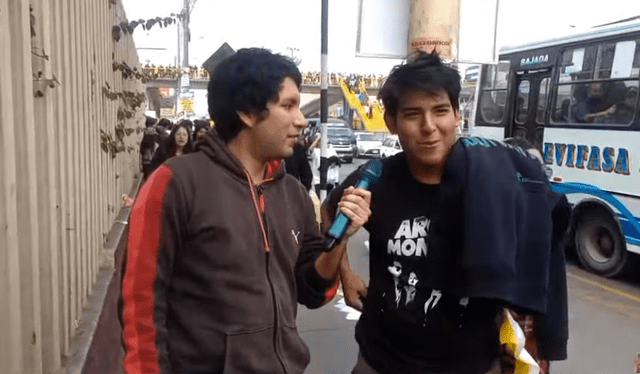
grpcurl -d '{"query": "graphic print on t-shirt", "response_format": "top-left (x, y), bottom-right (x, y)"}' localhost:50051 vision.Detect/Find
top-left (403, 272), bottom-right (419, 306)
top-left (382, 216), bottom-right (446, 321)
top-left (387, 261), bottom-right (403, 307)
top-left (387, 216), bottom-right (430, 257)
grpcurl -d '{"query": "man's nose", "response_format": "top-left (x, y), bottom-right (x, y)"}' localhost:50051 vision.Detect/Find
top-left (421, 113), bottom-right (437, 134)
top-left (293, 108), bottom-right (306, 128)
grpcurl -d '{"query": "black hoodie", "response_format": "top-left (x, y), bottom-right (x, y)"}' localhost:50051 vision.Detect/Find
top-left (121, 130), bottom-right (337, 374)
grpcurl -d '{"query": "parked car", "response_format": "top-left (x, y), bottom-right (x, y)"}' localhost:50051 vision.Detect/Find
top-left (327, 125), bottom-right (356, 163)
top-left (380, 135), bottom-right (402, 158)
top-left (354, 132), bottom-right (382, 158)
top-left (306, 118), bottom-right (356, 163)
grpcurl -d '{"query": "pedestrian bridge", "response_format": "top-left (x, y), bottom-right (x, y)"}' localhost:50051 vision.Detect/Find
top-left (144, 77), bottom-right (381, 96)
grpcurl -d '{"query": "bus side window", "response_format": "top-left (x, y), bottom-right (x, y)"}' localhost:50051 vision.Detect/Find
top-left (515, 80), bottom-right (530, 124)
top-left (537, 77), bottom-right (550, 123)
top-left (479, 62), bottom-right (510, 124)
top-left (552, 84), bottom-right (573, 123)
top-left (613, 84), bottom-right (638, 124)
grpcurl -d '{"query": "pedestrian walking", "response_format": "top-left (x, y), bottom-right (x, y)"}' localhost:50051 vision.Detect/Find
top-left (285, 137), bottom-right (313, 191)
top-left (193, 119), bottom-right (209, 142)
top-left (140, 116), bottom-right (158, 181)
top-left (149, 119), bottom-right (193, 173)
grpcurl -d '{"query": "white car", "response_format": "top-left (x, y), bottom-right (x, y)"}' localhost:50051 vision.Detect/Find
top-left (380, 135), bottom-right (402, 158)
top-left (355, 132), bottom-right (382, 158)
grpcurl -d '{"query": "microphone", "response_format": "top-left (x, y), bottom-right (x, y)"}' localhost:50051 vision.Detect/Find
top-left (324, 159), bottom-right (383, 250)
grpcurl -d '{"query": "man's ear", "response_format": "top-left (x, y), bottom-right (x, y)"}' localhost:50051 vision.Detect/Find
top-left (384, 111), bottom-right (397, 134)
top-left (237, 111), bottom-right (258, 128)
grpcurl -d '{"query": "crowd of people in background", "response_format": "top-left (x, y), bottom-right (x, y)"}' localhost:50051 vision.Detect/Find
top-left (140, 113), bottom-right (341, 198)
top-left (139, 116), bottom-right (212, 181)
top-left (141, 64), bottom-right (211, 80)
top-left (140, 63), bottom-right (385, 89)
top-left (301, 71), bottom-right (385, 88)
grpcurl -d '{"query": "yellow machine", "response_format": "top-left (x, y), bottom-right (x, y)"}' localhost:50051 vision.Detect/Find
top-left (339, 77), bottom-right (387, 132)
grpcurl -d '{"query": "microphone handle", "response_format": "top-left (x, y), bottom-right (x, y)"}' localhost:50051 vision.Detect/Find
top-left (324, 178), bottom-right (372, 250)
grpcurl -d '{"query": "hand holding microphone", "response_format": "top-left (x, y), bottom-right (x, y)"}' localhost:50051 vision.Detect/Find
top-left (324, 159), bottom-right (381, 250)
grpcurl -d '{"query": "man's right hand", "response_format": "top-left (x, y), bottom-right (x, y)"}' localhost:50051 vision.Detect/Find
top-left (341, 269), bottom-right (368, 312)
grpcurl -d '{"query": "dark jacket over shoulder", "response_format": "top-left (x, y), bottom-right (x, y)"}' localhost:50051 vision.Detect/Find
top-left (441, 137), bottom-right (570, 359)
top-left (120, 130), bottom-right (338, 374)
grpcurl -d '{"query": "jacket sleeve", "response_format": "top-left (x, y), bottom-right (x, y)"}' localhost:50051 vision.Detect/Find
top-left (295, 184), bottom-right (340, 309)
top-left (534, 193), bottom-right (571, 361)
top-left (120, 164), bottom-right (185, 374)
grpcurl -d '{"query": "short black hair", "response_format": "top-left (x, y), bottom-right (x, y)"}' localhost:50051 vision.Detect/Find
top-left (193, 120), bottom-right (209, 140)
top-left (157, 118), bottom-right (172, 130)
top-left (503, 137), bottom-right (542, 156)
top-left (378, 51), bottom-right (461, 117)
top-left (207, 48), bottom-right (302, 143)
top-left (145, 116), bottom-right (158, 128)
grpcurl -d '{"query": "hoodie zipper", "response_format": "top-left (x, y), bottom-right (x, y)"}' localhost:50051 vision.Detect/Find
top-left (244, 172), bottom-right (287, 373)
top-left (245, 171), bottom-right (271, 252)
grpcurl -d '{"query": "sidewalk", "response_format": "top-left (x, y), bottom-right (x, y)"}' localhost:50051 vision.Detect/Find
top-left (80, 226), bottom-right (127, 374)
top-left (298, 290), bottom-right (361, 374)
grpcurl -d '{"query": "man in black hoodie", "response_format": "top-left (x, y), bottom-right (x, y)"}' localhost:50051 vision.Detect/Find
top-left (322, 52), bottom-right (569, 374)
top-left (140, 116), bottom-right (158, 180)
top-left (120, 48), bottom-right (371, 374)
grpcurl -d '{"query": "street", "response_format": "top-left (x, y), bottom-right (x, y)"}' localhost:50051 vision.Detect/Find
top-left (298, 158), bottom-right (640, 374)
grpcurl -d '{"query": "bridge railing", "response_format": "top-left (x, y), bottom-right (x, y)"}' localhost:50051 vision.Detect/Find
top-left (144, 65), bottom-right (386, 89)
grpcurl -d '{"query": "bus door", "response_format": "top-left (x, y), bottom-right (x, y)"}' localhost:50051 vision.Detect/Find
top-left (509, 68), bottom-right (552, 149)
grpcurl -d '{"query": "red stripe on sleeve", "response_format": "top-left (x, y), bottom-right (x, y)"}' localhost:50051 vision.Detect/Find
top-left (324, 279), bottom-right (340, 303)
top-left (122, 165), bottom-right (173, 374)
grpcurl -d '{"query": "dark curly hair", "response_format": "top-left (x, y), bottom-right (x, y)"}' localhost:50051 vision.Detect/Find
top-left (378, 51), bottom-right (461, 117)
top-left (207, 48), bottom-right (302, 143)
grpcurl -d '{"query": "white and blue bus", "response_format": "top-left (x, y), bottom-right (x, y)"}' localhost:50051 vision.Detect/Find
top-left (471, 21), bottom-right (640, 277)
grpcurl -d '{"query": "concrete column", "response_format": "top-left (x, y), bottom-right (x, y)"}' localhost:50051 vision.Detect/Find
top-left (67, 0), bottom-right (81, 334)
top-left (89, 0), bottom-right (99, 283)
top-left (7, 0), bottom-right (44, 372)
top-left (78, 0), bottom-right (90, 305)
top-left (0, 0), bottom-right (25, 371)
top-left (31, 0), bottom-right (62, 370)
top-left (98, 0), bottom-right (108, 270)
top-left (56, 0), bottom-right (73, 354)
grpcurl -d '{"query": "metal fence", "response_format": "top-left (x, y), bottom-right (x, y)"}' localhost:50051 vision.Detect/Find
top-left (0, 0), bottom-right (144, 372)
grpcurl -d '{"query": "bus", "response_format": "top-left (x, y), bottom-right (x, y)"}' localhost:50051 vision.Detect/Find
top-left (471, 21), bottom-right (640, 278)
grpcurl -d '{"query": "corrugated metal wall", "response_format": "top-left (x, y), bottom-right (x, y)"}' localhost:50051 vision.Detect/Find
top-left (0, 0), bottom-right (144, 372)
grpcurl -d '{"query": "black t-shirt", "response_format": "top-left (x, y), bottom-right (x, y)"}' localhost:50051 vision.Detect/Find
top-left (325, 154), bottom-right (500, 374)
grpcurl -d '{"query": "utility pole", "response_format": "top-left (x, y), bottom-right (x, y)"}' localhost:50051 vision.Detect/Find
top-left (182, 0), bottom-right (190, 68)
top-left (319, 0), bottom-right (329, 201)
top-left (177, 0), bottom-right (193, 118)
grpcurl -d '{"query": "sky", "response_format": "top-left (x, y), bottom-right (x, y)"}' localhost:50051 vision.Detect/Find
top-left (121, 0), bottom-right (640, 75)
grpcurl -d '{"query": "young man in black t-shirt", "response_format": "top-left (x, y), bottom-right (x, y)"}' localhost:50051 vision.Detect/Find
top-left (322, 52), bottom-right (502, 374)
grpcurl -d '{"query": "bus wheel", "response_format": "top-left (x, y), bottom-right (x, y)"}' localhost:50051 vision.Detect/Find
top-left (575, 208), bottom-right (628, 278)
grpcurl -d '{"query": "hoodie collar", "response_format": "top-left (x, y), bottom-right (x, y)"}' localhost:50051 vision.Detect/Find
top-left (197, 129), bottom-right (286, 184)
